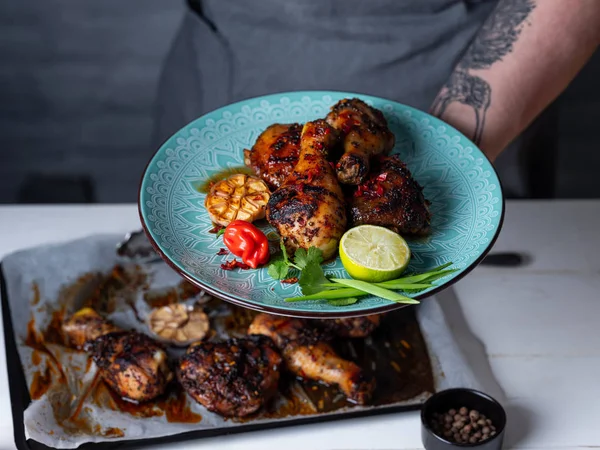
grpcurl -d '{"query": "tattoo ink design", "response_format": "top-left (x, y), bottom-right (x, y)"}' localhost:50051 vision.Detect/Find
top-left (431, 0), bottom-right (536, 145)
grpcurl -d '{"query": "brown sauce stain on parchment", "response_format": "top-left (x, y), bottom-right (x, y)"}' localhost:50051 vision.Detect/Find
top-left (31, 350), bottom-right (42, 366)
top-left (30, 365), bottom-right (53, 400)
top-left (84, 265), bottom-right (147, 314)
top-left (91, 381), bottom-right (201, 423)
top-left (25, 317), bottom-right (67, 382)
top-left (31, 283), bottom-right (41, 305)
top-left (143, 280), bottom-right (204, 309)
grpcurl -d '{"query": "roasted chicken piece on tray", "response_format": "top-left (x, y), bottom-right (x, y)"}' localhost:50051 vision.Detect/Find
top-left (349, 155), bottom-right (431, 235)
top-left (248, 313), bottom-right (375, 405)
top-left (244, 123), bottom-right (302, 190)
top-left (177, 336), bottom-right (283, 417)
top-left (266, 120), bottom-right (347, 260)
top-left (63, 307), bottom-right (173, 403)
top-left (326, 98), bottom-right (395, 185)
top-left (85, 331), bottom-right (173, 403)
top-left (315, 314), bottom-right (382, 338)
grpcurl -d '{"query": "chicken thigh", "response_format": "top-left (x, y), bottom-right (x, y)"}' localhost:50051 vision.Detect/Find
top-left (349, 155), bottom-right (431, 235)
top-left (85, 331), bottom-right (173, 403)
top-left (177, 336), bottom-right (282, 417)
top-left (244, 123), bottom-right (302, 190)
top-left (63, 307), bottom-right (173, 402)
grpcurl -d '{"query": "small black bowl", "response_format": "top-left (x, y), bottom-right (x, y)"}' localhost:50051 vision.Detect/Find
top-left (421, 388), bottom-right (506, 449)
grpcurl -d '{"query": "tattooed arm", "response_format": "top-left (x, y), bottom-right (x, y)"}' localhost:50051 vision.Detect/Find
top-left (431, 0), bottom-right (600, 162)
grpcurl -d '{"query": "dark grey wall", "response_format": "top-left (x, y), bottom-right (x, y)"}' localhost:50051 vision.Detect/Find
top-left (0, 2), bottom-right (598, 203)
top-left (0, 1), bottom-right (184, 203)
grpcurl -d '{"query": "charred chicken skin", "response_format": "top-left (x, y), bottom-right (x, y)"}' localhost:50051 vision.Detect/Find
top-left (85, 331), bottom-right (173, 403)
top-left (177, 336), bottom-right (282, 417)
top-left (248, 313), bottom-right (374, 405)
top-left (349, 155), bottom-right (431, 235)
top-left (316, 314), bottom-right (382, 338)
top-left (63, 307), bottom-right (173, 402)
top-left (244, 123), bottom-right (302, 190)
top-left (326, 98), bottom-right (395, 185)
top-left (266, 120), bottom-right (347, 260)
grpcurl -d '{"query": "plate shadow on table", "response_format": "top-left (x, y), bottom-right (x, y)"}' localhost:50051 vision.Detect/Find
top-left (435, 287), bottom-right (534, 447)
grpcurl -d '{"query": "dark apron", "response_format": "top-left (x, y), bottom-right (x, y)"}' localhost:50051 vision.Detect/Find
top-left (153, 0), bottom-right (528, 197)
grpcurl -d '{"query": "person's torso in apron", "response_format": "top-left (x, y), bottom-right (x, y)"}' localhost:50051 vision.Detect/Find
top-left (182, 0), bottom-right (496, 115)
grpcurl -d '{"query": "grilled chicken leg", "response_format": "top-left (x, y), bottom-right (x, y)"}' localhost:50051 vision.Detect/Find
top-left (63, 307), bottom-right (173, 402)
top-left (326, 98), bottom-right (395, 185)
top-left (248, 313), bottom-right (374, 405)
top-left (266, 120), bottom-right (346, 260)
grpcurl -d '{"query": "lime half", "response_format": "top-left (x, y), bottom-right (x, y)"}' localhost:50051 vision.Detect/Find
top-left (339, 225), bottom-right (411, 282)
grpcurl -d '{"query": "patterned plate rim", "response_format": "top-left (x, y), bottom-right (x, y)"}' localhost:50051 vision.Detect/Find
top-left (138, 90), bottom-right (505, 318)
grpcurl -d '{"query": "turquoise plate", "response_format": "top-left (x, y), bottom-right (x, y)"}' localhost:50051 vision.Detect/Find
top-left (139, 91), bottom-right (504, 318)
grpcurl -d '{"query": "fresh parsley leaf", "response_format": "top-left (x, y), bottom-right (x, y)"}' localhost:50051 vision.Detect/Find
top-left (293, 248), bottom-right (308, 269)
top-left (294, 246), bottom-right (323, 270)
top-left (267, 241), bottom-right (294, 280)
top-left (327, 298), bottom-right (358, 306)
top-left (216, 228), bottom-right (225, 238)
top-left (268, 243), bottom-right (324, 283)
top-left (306, 247), bottom-right (324, 265)
top-left (299, 260), bottom-right (332, 295)
top-left (267, 257), bottom-right (289, 280)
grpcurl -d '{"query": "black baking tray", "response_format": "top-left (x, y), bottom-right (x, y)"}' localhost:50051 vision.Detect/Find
top-left (1, 263), bottom-right (427, 450)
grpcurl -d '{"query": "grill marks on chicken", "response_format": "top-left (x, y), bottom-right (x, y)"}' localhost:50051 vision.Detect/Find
top-left (350, 156), bottom-right (431, 235)
top-left (63, 307), bottom-right (173, 403)
top-left (85, 331), bottom-right (173, 403)
top-left (326, 98), bottom-right (395, 185)
top-left (248, 313), bottom-right (375, 405)
top-left (267, 120), bottom-right (347, 260)
top-left (244, 123), bottom-right (302, 190)
top-left (177, 336), bottom-right (282, 417)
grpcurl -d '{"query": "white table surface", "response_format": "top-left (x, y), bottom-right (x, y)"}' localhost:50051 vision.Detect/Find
top-left (0, 200), bottom-right (599, 450)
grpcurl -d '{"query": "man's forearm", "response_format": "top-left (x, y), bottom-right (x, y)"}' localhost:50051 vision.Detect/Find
top-left (431, 0), bottom-right (600, 162)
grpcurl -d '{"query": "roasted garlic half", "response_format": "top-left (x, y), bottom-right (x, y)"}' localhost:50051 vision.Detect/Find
top-left (147, 304), bottom-right (210, 346)
top-left (204, 174), bottom-right (270, 227)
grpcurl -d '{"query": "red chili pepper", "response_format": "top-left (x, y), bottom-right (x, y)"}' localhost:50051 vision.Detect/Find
top-left (222, 220), bottom-right (270, 269)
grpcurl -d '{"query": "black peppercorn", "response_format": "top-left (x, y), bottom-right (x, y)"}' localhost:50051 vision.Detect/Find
top-left (430, 407), bottom-right (498, 445)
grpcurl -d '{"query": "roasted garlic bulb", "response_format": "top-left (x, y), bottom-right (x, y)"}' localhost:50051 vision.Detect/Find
top-left (147, 304), bottom-right (210, 346)
top-left (204, 174), bottom-right (270, 227)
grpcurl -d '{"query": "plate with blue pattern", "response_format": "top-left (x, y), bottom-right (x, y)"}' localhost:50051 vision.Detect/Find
top-left (139, 91), bottom-right (504, 318)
